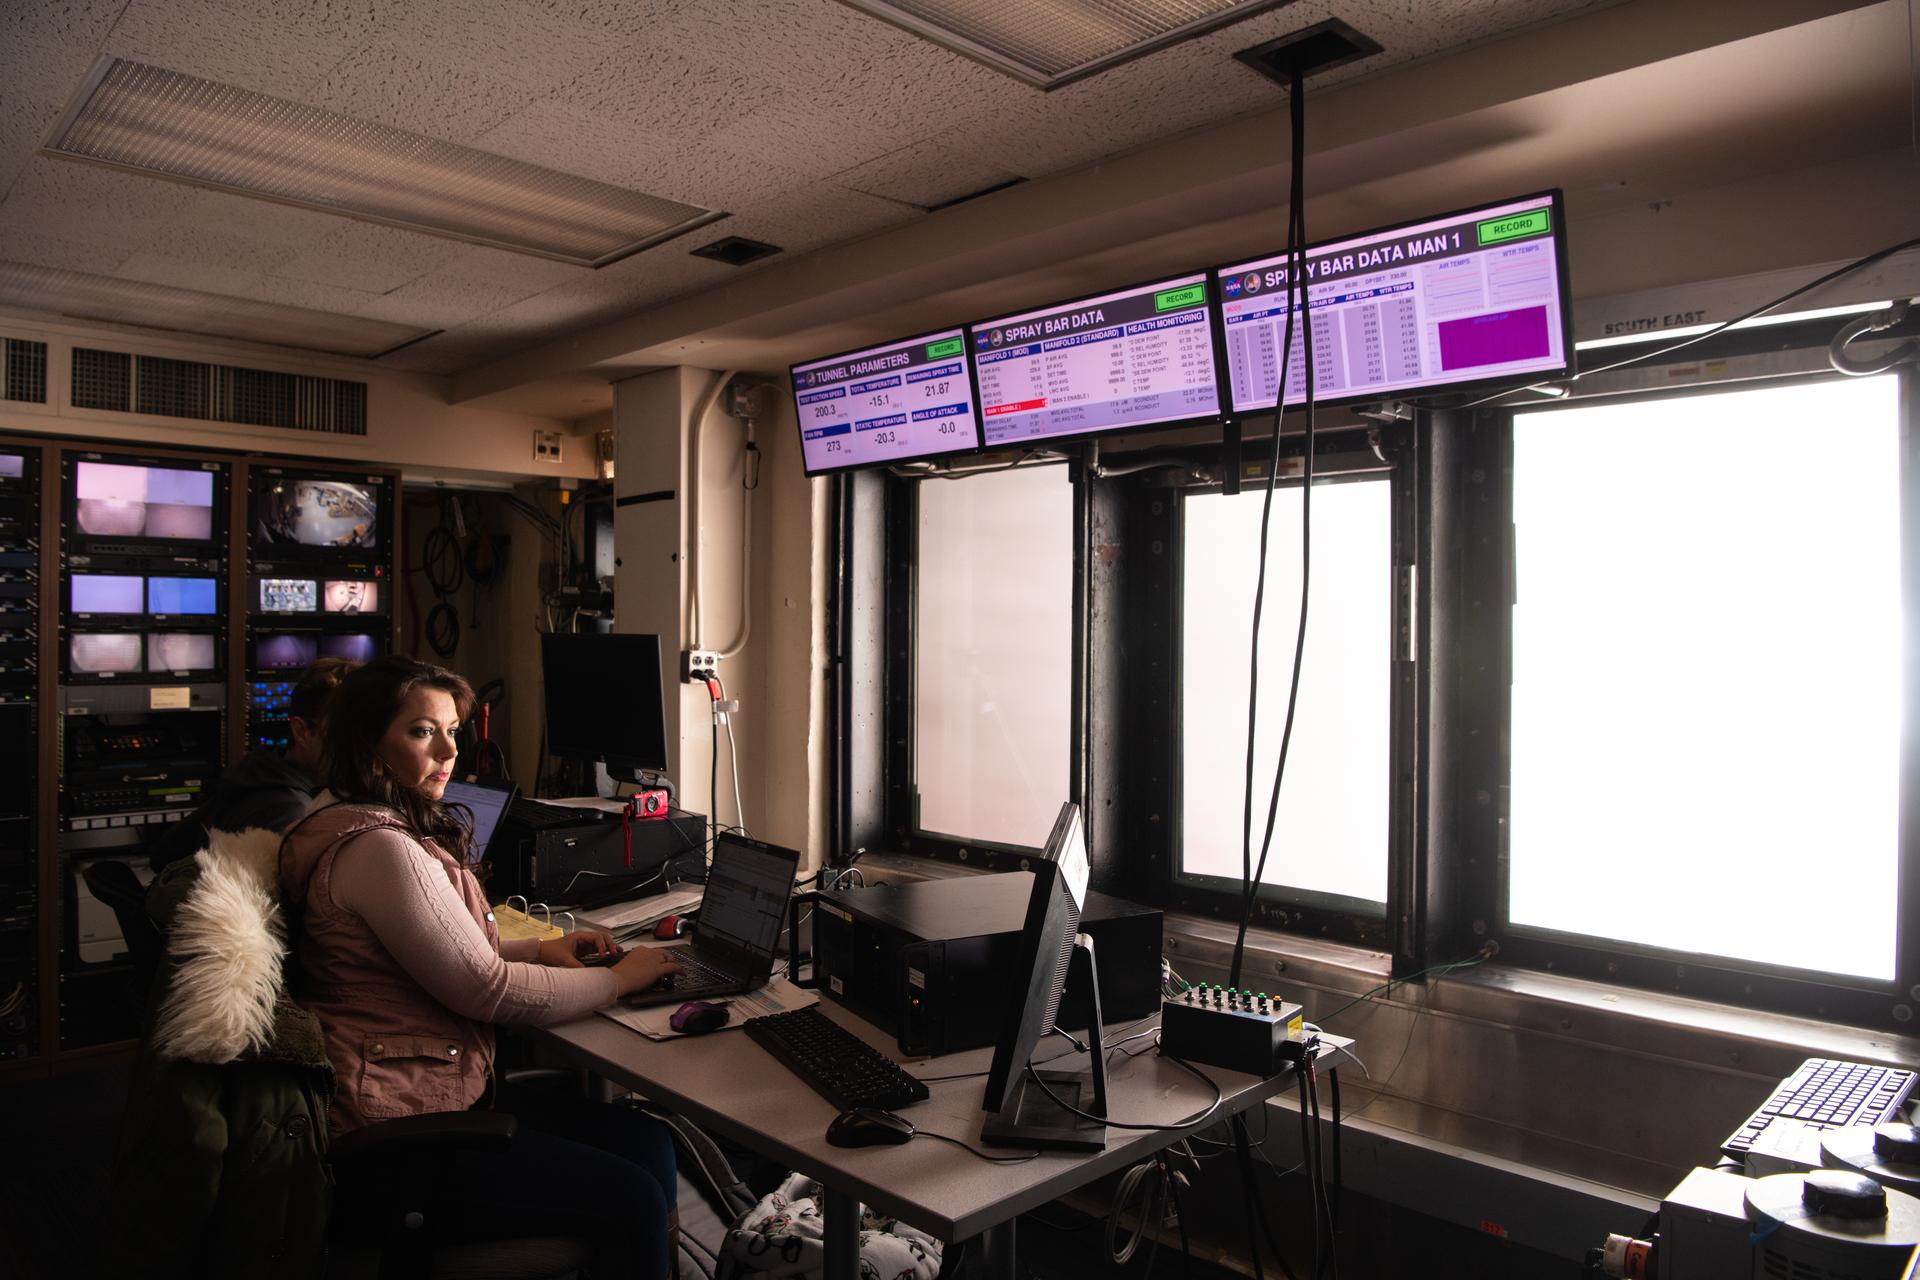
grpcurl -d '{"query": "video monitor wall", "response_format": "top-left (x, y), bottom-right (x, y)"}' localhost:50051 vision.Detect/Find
top-left (63, 455), bottom-right (227, 557)
top-left (254, 475), bottom-right (380, 552)
top-left (785, 188), bottom-right (1574, 468)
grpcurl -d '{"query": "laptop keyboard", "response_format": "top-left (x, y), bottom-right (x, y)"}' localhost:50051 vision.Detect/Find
top-left (654, 948), bottom-right (732, 991)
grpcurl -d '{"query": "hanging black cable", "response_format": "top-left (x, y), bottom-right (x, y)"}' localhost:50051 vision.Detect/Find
top-left (1232, 1116), bottom-right (1269, 1280)
top-left (424, 601), bottom-right (460, 658)
top-left (1233, 61), bottom-right (1315, 987)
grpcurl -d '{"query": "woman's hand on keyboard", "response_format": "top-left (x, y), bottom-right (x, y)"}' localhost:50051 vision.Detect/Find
top-left (537, 930), bottom-right (621, 968)
top-left (610, 947), bottom-right (684, 997)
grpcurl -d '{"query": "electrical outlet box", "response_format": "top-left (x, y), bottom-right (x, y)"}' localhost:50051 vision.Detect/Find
top-left (680, 649), bottom-right (718, 682)
top-left (533, 430), bottom-right (563, 464)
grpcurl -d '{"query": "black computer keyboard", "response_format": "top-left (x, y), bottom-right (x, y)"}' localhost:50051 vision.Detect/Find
top-left (744, 1007), bottom-right (931, 1112)
top-left (1722, 1057), bottom-right (1917, 1157)
top-left (508, 797), bottom-right (608, 830)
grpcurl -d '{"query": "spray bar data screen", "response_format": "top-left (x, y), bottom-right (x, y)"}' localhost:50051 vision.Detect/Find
top-left (791, 329), bottom-right (981, 475)
top-left (1216, 191), bottom-right (1571, 413)
top-left (969, 273), bottom-right (1222, 448)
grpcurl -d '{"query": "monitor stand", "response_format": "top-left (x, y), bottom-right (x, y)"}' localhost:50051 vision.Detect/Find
top-left (981, 934), bottom-right (1108, 1152)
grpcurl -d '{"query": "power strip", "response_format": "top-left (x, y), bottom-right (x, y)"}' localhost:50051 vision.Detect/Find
top-left (1159, 985), bottom-right (1305, 1078)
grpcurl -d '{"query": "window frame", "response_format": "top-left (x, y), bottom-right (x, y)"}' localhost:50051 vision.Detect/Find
top-left (1437, 364), bottom-right (1920, 1029)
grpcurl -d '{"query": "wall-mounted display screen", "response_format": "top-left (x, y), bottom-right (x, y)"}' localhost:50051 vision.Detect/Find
top-left (0, 456), bottom-right (22, 480)
top-left (319, 633), bottom-right (378, 663)
top-left (147, 632), bottom-right (218, 673)
top-left (261, 578), bottom-right (318, 612)
top-left (69, 633), bottom-right (143, 675)
top-left (147, 577), bottom-right (217, 615)
top-left (255, 478), bottom-right (379, 549)
top-left (790, 328), bottom-right (981, 475)
top-left (71, 574), bottom-right (144, 614)
top-left (73, 461), bottom-right (216, 541)
top-left (1215, 190), bottom-right (1573, 412)
top-left (322, 580), bottom-right (379, 614)
top-left (254, 633), bottom-right (319, 669)
top-left (968, 272), bottom-right (1221, 448)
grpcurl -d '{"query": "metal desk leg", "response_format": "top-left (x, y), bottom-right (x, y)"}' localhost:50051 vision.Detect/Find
top-left (978, 1218), bottom-right (1016, 1280)
top-left (825, 1185), bottom-right (860, 1277)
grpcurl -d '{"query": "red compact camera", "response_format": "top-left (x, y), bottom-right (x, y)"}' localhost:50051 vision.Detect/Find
top-left (626, 789), bottom-right (670, 820)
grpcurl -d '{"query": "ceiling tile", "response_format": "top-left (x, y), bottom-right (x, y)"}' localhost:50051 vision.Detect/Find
top-left (273, 223), bottom-right (468, 295)
top-left (305, 43), bottom-right (548, 143)
top-left (115, 251), bottom-right (382, 318)
top-left (832, 138), bottom-right (1023, 208)
top-left (1, 160), bottom-right (195, 245)
top-left (0, 0), bottom-right (127, 200)
top-left (105, 0), bottom-right (397, 98)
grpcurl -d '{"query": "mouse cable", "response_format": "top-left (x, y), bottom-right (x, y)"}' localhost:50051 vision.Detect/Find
top-left (911, 1129), bottom-right (1039, 1163)
top-left (1020, 1053), bottom-right (1224, 1132)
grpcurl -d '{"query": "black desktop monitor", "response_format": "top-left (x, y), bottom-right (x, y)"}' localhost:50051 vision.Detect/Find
top-left (541, 632), bottom-right (669, 782)
top-left (980, 801), bottom-right (1105, 1151)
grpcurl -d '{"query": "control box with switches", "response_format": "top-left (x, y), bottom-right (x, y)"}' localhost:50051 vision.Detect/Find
top-left (1159, 984), bottom-right (1305, 1078)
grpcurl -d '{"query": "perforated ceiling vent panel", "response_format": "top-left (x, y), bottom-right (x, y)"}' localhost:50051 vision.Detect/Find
top-left (46, 59), bottom-right (727, 267)
top-left (837, 0), bottom-right (1297, 88)
top-left (73, 347), bottom-right (366, 436)
top-left (71, 348), bottom-right (131, 413)
top-left (2, 340), bottom-right (47, 405)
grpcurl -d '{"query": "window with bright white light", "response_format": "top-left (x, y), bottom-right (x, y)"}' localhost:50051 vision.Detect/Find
top-left (1509, 376), bottom-right (1901, 979)
top-left (1179, 479), bottom-right (1392, 909)
top-left (914, 466), bottom-right (1072, 848)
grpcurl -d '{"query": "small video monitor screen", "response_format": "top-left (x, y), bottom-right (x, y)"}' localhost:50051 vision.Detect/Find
top-left (261, 578), bottom-right (318, 612)
top-left (147, 632), bottom-right (218, 673)
top-left (319, 633), bottom-right (378, 663)
top-left (255, 633), bottom-right (319, 669)
top-left (323, 580), bottom-right (379, 614)
top-left (69, 633), bottom-right (144, 675)
top-left (71, 574), bottom-right (144, 614)
top-left (790, 328), bottom-right (982, 475)
top-left (256, 477), bottom-right (379, 549)
top-left (0, 456), bottom-right (22, 480)
top-left (1216, 190), bottom-right (1573, 412)
top-left (147, 577), bottom-right (217, 615)
top-left (74, 461), bottom-right (216, 541)
top-left (969, 272), bottom-right (1222, 448)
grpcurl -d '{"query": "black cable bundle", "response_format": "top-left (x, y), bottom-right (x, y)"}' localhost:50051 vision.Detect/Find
top-left (1231, 59), bottom-right (1318, 991)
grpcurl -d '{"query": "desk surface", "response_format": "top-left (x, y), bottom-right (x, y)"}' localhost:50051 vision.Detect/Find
top-left (537, 998), bottom-right (1301, 1240)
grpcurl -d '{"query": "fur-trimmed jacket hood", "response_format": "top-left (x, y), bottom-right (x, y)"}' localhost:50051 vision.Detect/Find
top-left (146, 826), bottom-right (327, 1070)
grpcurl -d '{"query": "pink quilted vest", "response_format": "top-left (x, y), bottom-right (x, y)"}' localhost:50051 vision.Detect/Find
top-left (280, 800), bottom-right (499, 1135)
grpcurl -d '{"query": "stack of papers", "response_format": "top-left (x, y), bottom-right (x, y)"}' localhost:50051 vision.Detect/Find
top-left (575, 886), bottom-right (705, 941)
top-left (598, 977), bottom-right (819, 1040)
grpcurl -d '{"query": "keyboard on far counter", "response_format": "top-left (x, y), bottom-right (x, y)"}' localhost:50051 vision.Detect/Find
top-left (1722, 1056), bottom-right (1916, 1158)
top-left (744, 1006), bottom-right (930, 1113)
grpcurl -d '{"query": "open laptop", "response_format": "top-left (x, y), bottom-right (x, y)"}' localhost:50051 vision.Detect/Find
top-left (620, 831), bottom-right (800, 1008)
top-left (443, 778), bottom-right (517, 865)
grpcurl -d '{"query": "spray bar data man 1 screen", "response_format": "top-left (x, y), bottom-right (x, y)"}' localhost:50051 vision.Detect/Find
top-left (1216, 190), bottom-right (1573, 412)
top-left (969, 272), bottom-right (1222, 448)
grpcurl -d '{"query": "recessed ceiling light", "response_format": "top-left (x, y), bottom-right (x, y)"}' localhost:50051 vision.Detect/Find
top-left (44, 58), bottom-right (727, 268)
top-left (838, 0), bottom-right (1300, 90)
top-left (0, 261), bottom-right (436, 359)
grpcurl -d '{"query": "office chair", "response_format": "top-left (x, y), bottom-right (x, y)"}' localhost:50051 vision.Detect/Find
top-left (93, 848), bottom-right (598, 1279)
top-left (79, 857), bottom-right (165, 1007)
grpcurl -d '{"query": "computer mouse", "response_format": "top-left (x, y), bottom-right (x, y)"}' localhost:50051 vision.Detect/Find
top-left (825, 1108), bottom-right (916, 1148)
top-left (653, 914), bottom-right (691, 940)
top-left (669, 1000), bottom-right (730, 1035)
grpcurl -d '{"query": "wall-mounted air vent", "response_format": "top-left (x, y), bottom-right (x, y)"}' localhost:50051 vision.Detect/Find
top-left (2, 339), bottom-right (48, 404)
top-left (71, 347), bottom-right (367, 436)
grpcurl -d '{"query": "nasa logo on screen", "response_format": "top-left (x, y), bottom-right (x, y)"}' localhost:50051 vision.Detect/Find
top-left (1222, 275), bottom-right (1243, 299)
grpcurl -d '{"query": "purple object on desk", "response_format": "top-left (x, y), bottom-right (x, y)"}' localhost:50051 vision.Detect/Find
top-left (670, 1001), bottom-right (730, 1035)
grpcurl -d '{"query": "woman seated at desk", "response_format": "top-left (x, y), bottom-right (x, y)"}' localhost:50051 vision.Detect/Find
top-left (281, 654), bottom-right (683, 1279)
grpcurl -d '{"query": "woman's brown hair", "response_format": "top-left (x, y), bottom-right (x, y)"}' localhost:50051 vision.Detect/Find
top-left (324, 654), bottom-right (475, 862)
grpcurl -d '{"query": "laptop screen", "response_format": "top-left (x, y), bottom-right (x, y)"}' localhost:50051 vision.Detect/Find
top-left (444, 780), bottom-right (514, 864)
top-left (699, 834), bottom-right (798, 957)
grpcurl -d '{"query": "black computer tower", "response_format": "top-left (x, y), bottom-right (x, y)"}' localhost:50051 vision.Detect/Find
top-left (494, 809), bottom-right (707, 902)
top-left (811, 874), bottom-right (1161, 1057)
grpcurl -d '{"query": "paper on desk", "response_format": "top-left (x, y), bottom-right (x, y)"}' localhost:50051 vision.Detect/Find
top-left (596, 977), bottom-right (819, 1040)
top-left (575, 886), bottom-right (705, 938)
